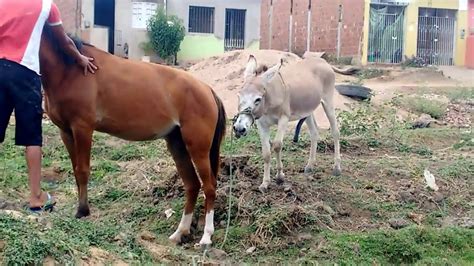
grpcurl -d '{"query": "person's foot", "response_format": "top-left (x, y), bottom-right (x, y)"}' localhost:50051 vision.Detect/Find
top-left (29, 191), bottom-right (55, 209)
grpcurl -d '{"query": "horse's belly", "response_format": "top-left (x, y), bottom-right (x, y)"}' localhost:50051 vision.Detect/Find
top-left (96, 119), bottom-right (177, 141)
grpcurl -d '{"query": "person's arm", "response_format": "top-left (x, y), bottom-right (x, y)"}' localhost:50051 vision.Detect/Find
top-left (47, 3), bottom-right (97, 75)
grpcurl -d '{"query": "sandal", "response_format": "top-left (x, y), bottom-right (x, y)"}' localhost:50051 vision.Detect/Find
top-left (27, 192), bottom-right (56, 214)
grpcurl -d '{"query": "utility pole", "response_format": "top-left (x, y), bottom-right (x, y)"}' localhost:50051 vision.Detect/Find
top-left (306, 0), bottom-right (312, 52)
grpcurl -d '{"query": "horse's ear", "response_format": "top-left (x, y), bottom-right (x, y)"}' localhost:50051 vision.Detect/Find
top-left (244, 55), bottom-right (257, 81)
top-left (261, 59), bottom-right (283, 83)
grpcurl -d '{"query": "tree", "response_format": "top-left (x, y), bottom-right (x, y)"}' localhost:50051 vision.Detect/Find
top-left (146, 9), bottom-right (185, 64)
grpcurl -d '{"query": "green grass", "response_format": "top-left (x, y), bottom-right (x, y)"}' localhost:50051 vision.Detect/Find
top-left (400, 96), bottom-right (448, 119)
top-left (0, 111), bottom-right (472, 264)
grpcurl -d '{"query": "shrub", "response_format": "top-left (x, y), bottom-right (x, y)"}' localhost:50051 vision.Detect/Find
top-left (146, 9), bottom-right (185, 64)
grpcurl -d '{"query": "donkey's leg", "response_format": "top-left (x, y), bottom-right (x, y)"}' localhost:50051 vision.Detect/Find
top-left (272, 116), bottom-right (289, 184)
top-left (166, 129), bottom-right (201, 244)
top-left (180, 126), bottom-right (216, 246)
top-left (304, 114), bottom-right (320, 174)
top-left (321, 100), bottom-right (342, 176)
top-left (71, 127), bottom-right (93, 218)
top-left (256, 120), bottom-right (271, 193)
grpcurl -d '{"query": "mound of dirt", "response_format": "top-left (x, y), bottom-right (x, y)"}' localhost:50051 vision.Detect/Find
top-left (187, 49), bottom-right (355, 129)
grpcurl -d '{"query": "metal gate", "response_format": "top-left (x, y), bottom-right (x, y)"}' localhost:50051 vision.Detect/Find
top-left (225, 9), bottom-right (246, 51)
top-left (417, 8), bottom-right (456, 65)
top-left (368, 5), bottom-right (405, 64)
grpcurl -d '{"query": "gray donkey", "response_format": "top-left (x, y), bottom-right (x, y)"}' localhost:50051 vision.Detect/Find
top-left (233, 55), bottom-right (352, 192)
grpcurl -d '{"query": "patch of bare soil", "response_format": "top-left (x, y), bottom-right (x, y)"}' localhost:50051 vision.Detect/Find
top-left (150, 144), bottom-right (471, 250)
top-left (443, 102), bottom-right (473, 128)
top-left (78, 247), bottom-right (128, 266)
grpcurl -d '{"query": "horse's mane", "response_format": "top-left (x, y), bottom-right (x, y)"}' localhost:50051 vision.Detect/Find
top-left (43, 25), bottom-right (94, 65)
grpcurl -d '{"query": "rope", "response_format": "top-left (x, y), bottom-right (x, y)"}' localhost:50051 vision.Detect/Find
top-left (220, 127), bottom-right (235, 249)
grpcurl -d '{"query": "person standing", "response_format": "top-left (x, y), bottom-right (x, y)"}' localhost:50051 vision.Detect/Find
top-left (0, 0), bottom-right (97, 212)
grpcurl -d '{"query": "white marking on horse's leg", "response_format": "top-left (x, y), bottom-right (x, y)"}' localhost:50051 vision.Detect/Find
top-left (257, 121), bottom-right (271, 192)
top-left (305, 114), bottom-right (320, 174)
top-left (198, 210), bottom-right (214, 245)
top-left (322, 100), bottom-right (342, 175)
top-left (169, 212), bottom-right (193, 243)
top-left (273, 116), bottom-right (289, 182)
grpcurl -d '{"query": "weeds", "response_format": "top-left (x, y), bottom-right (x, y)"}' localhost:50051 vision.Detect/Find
top-left (400, 96), bottom-right (447, 119)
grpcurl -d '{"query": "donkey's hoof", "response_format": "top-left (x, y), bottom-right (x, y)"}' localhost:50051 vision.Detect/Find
top-left (275, 173), bottom-right (285, 185)
top-left (304, 166), bottom-right (314, 175)
top-left (259, 184), bottom-right (269, 193)
top-left (75, 206), bottom-right (90, 218)
top-left (169, 233), bottom-right (182, 244)
top-left (194, 243), bottom-right (212, 252)
top-left (332, 167), bottom-right (342, 176)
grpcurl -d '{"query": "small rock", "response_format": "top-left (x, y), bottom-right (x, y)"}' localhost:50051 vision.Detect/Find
top-left (337, 208), bottom-right (351, 217)
top-left (207, 248), bottom-right (227, 260)
top-left (389, 218), bottom-right (410, 229)
top-left (412, 114), bottom-right (433, 128)
top-left (139, 231), bottom-right (156, 241)
top-left (407, 212), bottom-right (424, 224)
top-left (114, 232), bottom-right (127, 242)
top-left (399, 191), bottom-right (415, 203)
top-left (220, 220), bottom-right (226, 226)
top-left (297, 233), bottom-right (313, 242)
top-left (246, 246), bottom-right (256, 254)
top-left (283, 186), bottom-right (292, 193)
top-left (432, 192), bottom-right (445, 203)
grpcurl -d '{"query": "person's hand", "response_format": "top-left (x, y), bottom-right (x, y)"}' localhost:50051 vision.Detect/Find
top-left (78, 55), bottom-right (98, 75)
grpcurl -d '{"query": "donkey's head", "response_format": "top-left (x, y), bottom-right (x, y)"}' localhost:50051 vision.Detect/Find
top-left (233, 55), bottom-right (283, 138)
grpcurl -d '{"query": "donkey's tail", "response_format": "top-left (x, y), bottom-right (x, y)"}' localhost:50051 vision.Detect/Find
top-left (210, 90), bottom-right (227, 178)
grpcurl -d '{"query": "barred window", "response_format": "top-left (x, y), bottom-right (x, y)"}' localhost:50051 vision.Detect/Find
top-left (188, 6), bottom-right (215, 33)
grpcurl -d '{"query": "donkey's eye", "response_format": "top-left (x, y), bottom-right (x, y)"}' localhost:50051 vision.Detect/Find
top-left (255, 98), bottom-right (262, 105)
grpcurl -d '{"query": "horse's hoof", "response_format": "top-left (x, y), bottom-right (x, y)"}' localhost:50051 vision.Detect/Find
top-left (259, 184), bottom-right (269, 193)
top-left (332, 167), bottom-right (342, 176)
top-left (275, 173), bottom-right (285, 185)
top-left (75, 207), bottom-right (90, 218)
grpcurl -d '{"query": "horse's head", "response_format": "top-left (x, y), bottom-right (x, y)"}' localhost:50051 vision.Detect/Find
top-left (233, 55), bottom-right (283, 138)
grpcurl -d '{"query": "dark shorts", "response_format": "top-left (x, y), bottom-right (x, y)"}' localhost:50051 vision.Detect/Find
top-left (0, 59), bottom-right (43, 146)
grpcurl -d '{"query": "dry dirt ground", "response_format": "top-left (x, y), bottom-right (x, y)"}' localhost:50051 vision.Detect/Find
top-left (0, 50), bottom-right (473, 265)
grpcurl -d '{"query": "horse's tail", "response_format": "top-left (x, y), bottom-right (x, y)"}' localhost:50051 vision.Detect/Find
top-left (210, 90), bottom-right (227, 179)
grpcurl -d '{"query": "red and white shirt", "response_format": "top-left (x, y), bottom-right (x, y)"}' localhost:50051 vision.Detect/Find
top-left (0, 0), bottom-right (62, 74)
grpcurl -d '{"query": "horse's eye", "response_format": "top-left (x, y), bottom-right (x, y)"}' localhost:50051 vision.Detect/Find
top-left (254, 98), bottom-right (262, 105)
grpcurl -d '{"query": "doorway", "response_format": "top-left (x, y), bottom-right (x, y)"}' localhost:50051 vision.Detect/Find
top-left (94, 0), bottom-right (115, 54)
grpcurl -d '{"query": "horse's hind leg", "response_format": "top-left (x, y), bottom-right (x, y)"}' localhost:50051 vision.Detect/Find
top-left (304, 114), bottom-right (320, 174)
top-left (70, 127), bottom-right (93, 218)
top-left (180, 125), bottom-right (216, 246)
top-left (166, 128), bottom-right (201, 244)
top-left (321, 98), bottom-right (342, 176)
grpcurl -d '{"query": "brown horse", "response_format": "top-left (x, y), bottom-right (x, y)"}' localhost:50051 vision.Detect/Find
top-left (39, 26), bottom-right (226, 246)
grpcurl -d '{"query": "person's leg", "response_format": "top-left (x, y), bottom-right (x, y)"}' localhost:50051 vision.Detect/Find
top-left (0, 60), bottom-right (14, 145)
top-left (8, 62), bottom-right (50, 208)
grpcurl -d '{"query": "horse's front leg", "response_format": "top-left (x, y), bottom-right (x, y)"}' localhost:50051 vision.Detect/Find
top-left (272, 116), bottom-right (289, 184)
top-left (256, 120), bottom-right (271, 193)
top-left (70, 127), bottom-right (93, 218)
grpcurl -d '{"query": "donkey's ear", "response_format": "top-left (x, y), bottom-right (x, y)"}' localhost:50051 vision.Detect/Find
top-left (244, 55), bottom-right (257, 81)
top-left (261, 58), bottom-right (283, 83)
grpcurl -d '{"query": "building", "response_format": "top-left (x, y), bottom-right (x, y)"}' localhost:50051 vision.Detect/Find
top-left (362, 0), bottom-right (468, 66)
top-left (466, 0), bottom-right (474, 68)
top-left (168, 0), bottom-right (261, 61)
top-left (76, 0), bottom-right (260, 61)
top-left (260, 0), bottom-right (366, 58)
top-left (55, 0), bottom-right (82, 34)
